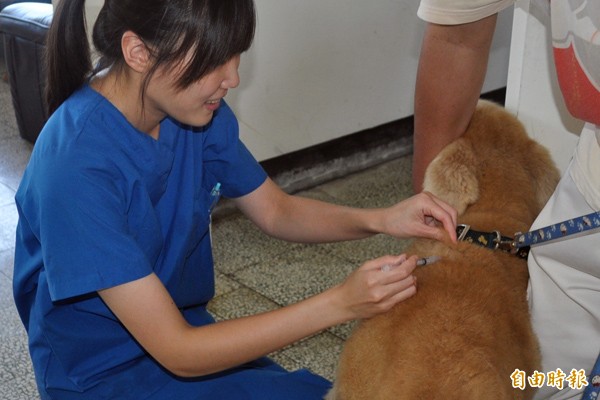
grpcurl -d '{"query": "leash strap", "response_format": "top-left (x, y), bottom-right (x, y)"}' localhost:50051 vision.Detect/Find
top-left (514, 211), bottom-right (600, 249)
top-left (582, 351), bottom-right (600, 399)
top-left (457, 211), bottom-right (600, 259)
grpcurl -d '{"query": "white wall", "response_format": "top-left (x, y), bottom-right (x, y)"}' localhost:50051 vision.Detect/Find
top-left (84, 0), bottom-right (101, 53)
top-left (505, 0), bottom-right (581, 173)
top-left (228, 1), bottom-right (514, 161)
top-left (80, 1), bottom-right (514, 162)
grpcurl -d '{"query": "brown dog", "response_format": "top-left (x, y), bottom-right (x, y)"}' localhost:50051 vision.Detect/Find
top-left (326, 100), bottom-right (560, 400)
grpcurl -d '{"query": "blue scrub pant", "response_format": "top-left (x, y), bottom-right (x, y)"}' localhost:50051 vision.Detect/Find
top-left (148, 357), bottom-right (332, 399)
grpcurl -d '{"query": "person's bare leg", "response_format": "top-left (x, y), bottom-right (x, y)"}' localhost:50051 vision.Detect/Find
top-left (412, 15), bottom-right (498, 193)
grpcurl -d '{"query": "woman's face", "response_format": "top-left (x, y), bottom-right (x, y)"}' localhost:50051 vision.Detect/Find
top-left (146, 55), bottom-right (241, 128)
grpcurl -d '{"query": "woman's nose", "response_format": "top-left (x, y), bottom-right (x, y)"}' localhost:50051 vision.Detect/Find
top-left (221, 57), bottom-right (241, 89)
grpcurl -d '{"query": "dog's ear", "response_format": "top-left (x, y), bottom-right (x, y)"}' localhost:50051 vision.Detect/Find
top-left (423, 138), bottom-right (479, 215)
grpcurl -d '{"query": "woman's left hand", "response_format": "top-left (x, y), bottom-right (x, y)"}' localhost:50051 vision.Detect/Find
top-left (379, 191), bottom-right (458, 242)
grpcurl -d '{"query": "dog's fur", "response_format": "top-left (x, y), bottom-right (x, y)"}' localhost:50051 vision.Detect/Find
top-left (326, 100), bottom-right (560, 400)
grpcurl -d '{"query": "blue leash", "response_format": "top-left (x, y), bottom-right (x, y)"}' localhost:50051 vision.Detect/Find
top-left (514, 211), bottom-right (600, 248)
top-left (456, 212), bottom-right (600, 260)
top-left (582, 351), bottom-right (600, 399)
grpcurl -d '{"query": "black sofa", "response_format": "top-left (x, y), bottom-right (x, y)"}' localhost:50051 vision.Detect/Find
top-left (0, 1), bottom-right (52, 143)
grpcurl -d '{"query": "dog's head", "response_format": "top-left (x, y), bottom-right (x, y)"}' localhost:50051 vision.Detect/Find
top-left (423, 100), bottom-right (560, 234)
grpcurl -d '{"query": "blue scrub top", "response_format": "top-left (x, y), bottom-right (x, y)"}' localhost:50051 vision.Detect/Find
top-left (13, 85), bottom-right (331, 399)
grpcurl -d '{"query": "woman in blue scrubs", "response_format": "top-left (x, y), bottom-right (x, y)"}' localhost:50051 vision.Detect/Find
top-left (13, 1), bottom-right (457, 398)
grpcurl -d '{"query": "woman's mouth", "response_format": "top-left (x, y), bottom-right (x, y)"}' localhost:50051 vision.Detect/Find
top-left (205, 98), bottom-right (221, 111)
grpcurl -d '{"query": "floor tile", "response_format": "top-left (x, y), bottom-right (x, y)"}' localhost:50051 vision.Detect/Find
top-left (0, 248), bottom-right (14, 280)
top-left (0, 136), bottom-right (31, 192)
top-left (0, 203), bottom-right (17, 253)
top-left (275, 332), bottom-right (344, 382)
top-left (0, 377), bottom-right (39, 400)
top-left (0, 183), bottom-right (14, 208)
top-left (213, 272), bottom-right (242, 298)
top-left (266, 352), bottom-right (305, 374)
top-left (0, 82), bottom-right (18, 139)
top-left (233, 246), bottom-right (354, 307)
top-left (316, 156), bottom-right (413, 208)
top-left (211, 213), bottom-right (292, 275)
top-left (0, 274), bottom-right (19, 333)
top-left (328, 320), bottom-right (357, 342)
top-left (309, 234), bottom-right (412, 266)
top-left (0, 275), bottom-right (34, 394)
top-left (207, 287), bottom-right (280, 321)
top-left (0, 335), bottom-right (34, 388)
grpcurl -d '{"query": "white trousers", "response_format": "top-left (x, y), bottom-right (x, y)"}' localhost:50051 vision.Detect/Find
top-left (528, 128), bottom-right (600, 400)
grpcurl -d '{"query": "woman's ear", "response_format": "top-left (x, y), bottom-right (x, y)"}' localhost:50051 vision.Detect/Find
top-left (121, 30), bottom-right (150, 73)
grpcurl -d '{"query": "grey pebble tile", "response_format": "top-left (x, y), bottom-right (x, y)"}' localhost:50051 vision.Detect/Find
top-left (0, 136), bottom-right (31, 192)
top-left (266, 352), bottom-right (305, 373)
top-left (328, 320), bottom-right (358, 342)
top-left (233, 246), bottom-right (354, 306)
top-left (207, 287), bottom-right (280, 322)
top-left (0, 376), bottom-right (39, 400)
top-left (0, 87), bottom-right (18, 138)
top-left (310, 235), bottom-right (412, 266)
top-left (213, 272), bottom-right (241, 298)
top-left (0, 277), bottom-right (33, 386)
top-left (0, 274), bottom-right (23, 338)
top-left (0, 182), bottom-right (14, 208)
top-left (211, 213), bottom-right (291, 275)
top-left (0, 269), bottom-right (35, 397)
top-left (0, 249), bottom-right (14, 280)
top-left (290, 187), bottom-right (341, 204)
top-left (0, 203), bottom-right (18, 253)
top-left (276, 332), bottom-right (344, 382)
top-left (0, 335), bottom-right (33, 386)
top-left (317, 156), bottom-right (413, 208)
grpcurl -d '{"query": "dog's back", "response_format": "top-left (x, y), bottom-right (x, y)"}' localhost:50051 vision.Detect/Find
top-left (327, 101), bottom-right (560, 400)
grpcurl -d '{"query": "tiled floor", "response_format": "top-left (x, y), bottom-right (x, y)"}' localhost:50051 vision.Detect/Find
top-left (0, 68), bottom-right (414, 398)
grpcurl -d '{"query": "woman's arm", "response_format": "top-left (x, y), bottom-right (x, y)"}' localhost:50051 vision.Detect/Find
top-left (233, 178), bottom-right (457, 243)
top-left (99, 254), bottom-right (417, 377)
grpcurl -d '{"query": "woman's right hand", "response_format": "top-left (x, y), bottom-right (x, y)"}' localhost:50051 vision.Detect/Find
top-left (331, 254), bottom-right (418, 321)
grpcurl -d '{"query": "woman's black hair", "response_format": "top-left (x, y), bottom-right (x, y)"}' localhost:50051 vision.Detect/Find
top-left (45, 0), bottom-right (256, 115)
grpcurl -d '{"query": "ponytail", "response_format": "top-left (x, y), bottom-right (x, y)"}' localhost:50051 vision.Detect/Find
top-left (45, 0), bottom-right (92, 115)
